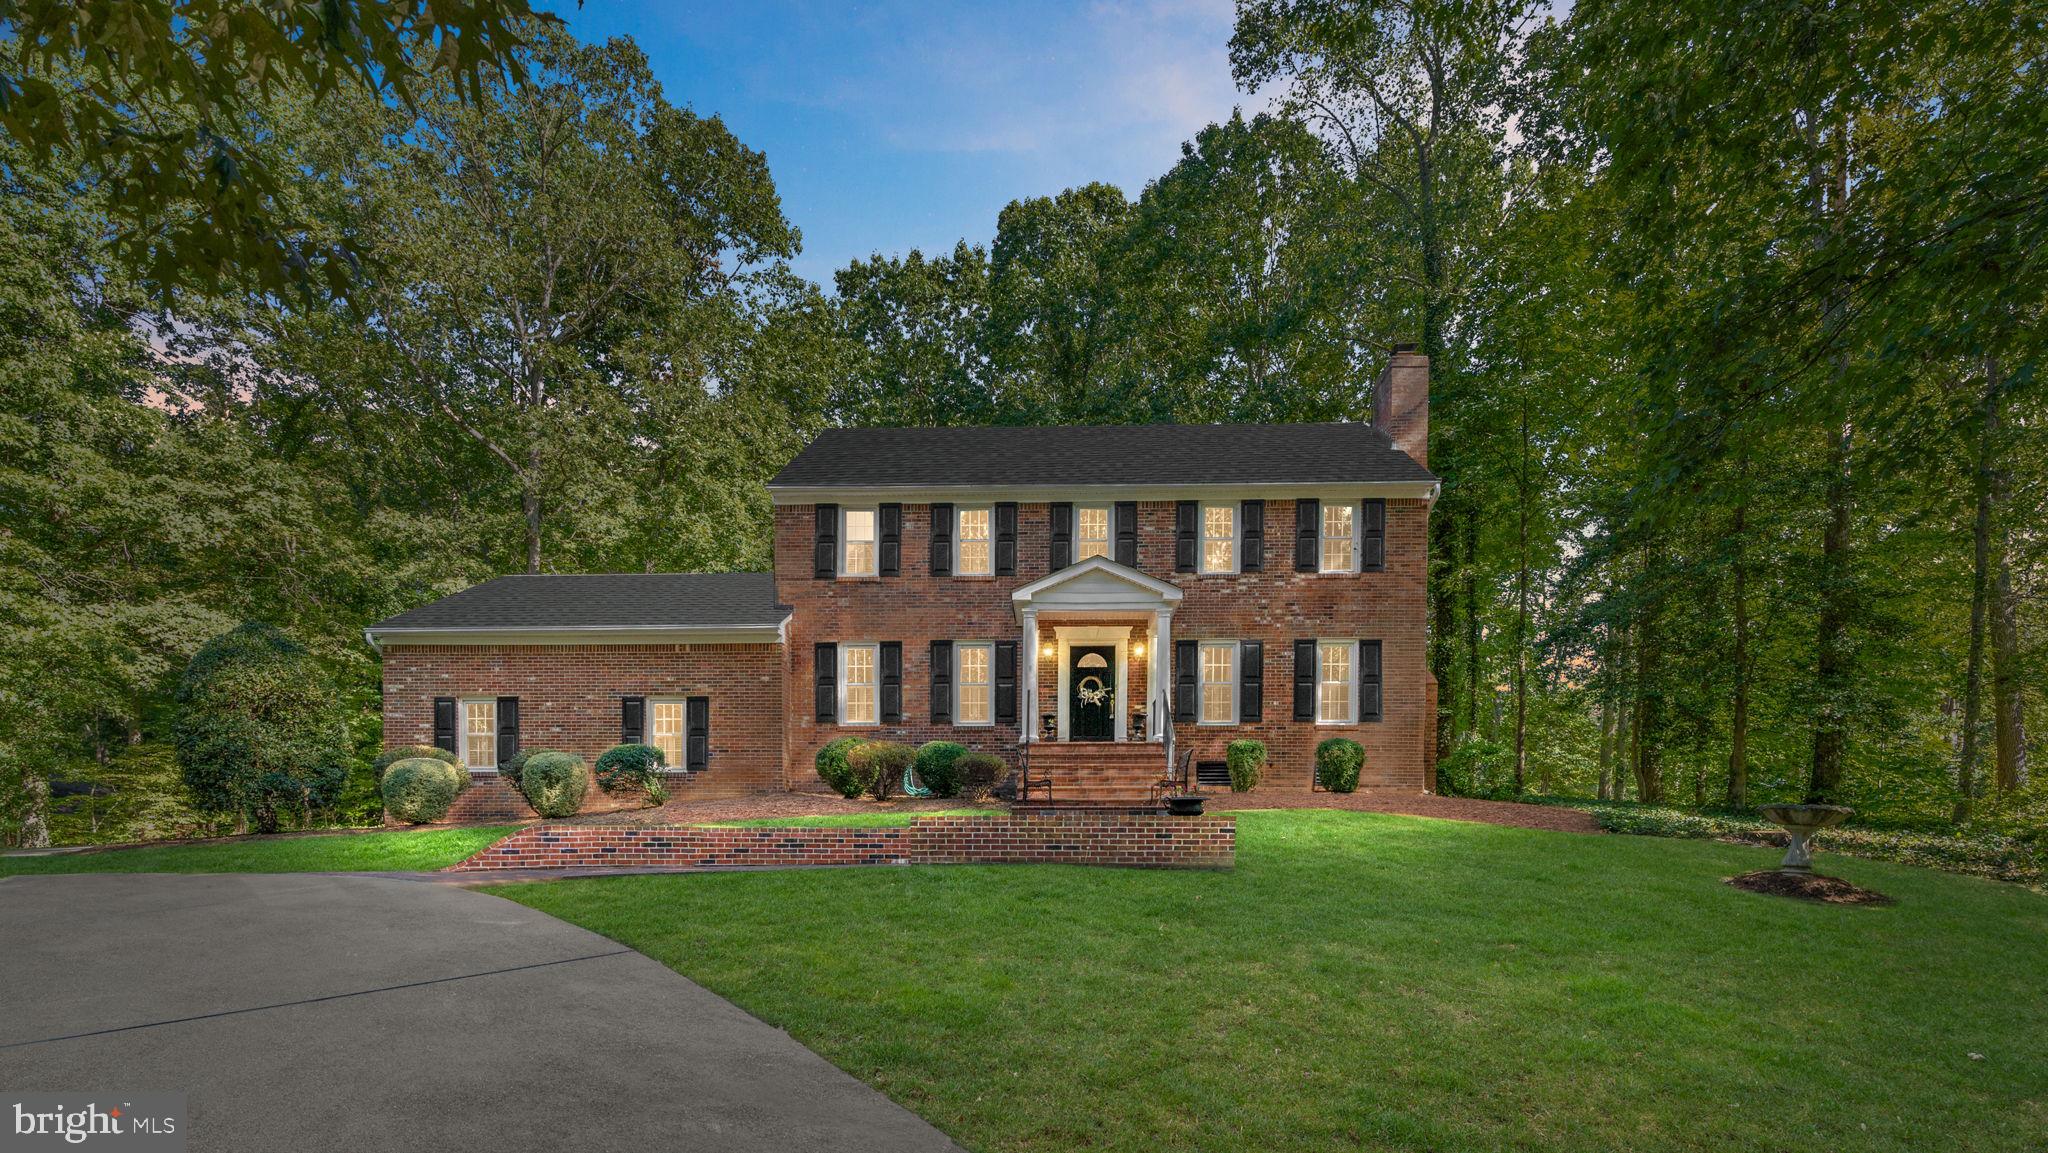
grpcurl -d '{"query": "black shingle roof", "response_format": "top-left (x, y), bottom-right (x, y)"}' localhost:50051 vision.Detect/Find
top-left (768, 423), bottom-right (1435, 489)
top-left (369, 573), bottom-right (786, 632)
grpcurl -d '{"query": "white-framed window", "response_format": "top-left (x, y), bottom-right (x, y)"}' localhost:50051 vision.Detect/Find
top-left (460, 698), bottom-right (498, 770)
top-left (956, 642), bottom-right (993, 726)
top-left (650, 699), bottom-right (687, 768)
top-left (1321, 503), bottom-right (1356, 573)
top-left (1199, 641), bottom-right (1237, 725)
top-left (1200, 503), bottom-right (1237, 574)
top-left (957, 507), bottom-right (993, 575)
top-left (841, 507), bottom-right (877, 577)
top-left (1076, 505), bottom-right (1112, 562)
top-left (1318, 641), bottom-right (1355, 724)
top-left (841, 643), bottom-right (879, 725)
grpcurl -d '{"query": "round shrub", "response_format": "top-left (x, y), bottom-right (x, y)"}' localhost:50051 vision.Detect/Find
top-left (382, 757), bottom-right (465, 824)
top-left (596, 743), bottom-right (667, 804)
top-left (173, 621), bottom-right (351, 832)
top-left (519, 751), bottom-right (589, 818)
top-left (1225, 739), bottom-right (1267, 792)
top-left (500, 746), bottom-right (546, 790)
top-left (955, 752), bottom-right (1007, 802)
top-left (912, 741), bottom-right (971, 798)
top-left (815, 736), bottom-right (872, 798)
top-left (850, 740), bottom-right (915, 801)
top-left (373, 744), bottom-right (457, 783)
top-left (1316, 737), bottom-right (1365, 793)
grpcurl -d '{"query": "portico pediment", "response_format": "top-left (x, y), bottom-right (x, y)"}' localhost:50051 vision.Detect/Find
top-left (1010, 557), bottom-right (1182, 622)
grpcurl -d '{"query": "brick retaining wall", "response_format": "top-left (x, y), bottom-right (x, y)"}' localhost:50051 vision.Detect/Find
top-left (448, 812), bottom-right (1234, 872)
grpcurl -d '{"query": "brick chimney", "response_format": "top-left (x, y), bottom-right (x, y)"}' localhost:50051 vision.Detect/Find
top-left (1372, 343), bottom-right (1429, 470)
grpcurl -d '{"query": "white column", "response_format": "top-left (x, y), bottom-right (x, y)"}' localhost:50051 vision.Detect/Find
top-left (1151, 609), bottom-right (1172, 745)
top-left (1021, 609), bottom-right (1038, 745)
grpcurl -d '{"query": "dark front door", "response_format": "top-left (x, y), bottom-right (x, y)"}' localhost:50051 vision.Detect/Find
top-left (1069, 646), bottom-right (1117, 741)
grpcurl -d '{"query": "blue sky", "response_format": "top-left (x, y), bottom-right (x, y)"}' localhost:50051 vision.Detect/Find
top-left (551, 1), bottom-right (1268, 288)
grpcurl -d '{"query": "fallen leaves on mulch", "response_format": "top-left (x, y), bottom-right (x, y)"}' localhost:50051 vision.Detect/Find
top-left (1726, 870), bottom-right (1895, 906)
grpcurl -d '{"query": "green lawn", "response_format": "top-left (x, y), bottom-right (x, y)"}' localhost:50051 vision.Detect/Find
top-left (491, 809), bottom-right (2048, 1153)
top-left (0, 826), bottom-right (517, 875)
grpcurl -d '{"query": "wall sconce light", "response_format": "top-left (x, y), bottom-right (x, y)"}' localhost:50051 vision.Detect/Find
top-left (1132, 641), bottom-right (1147, 659)
top-left (1040, 642), bottom-right (1056, 658)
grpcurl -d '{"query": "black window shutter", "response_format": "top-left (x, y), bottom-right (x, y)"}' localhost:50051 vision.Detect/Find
top-left (495, 697), bottom-right (520, 767)
top-left (433, 697), bottom-right (457, 754)
top-left (1114, 501), bottom-right (1138, 567)
top-left (1293, 640), bottom-right (1317, 720)
top-left (930, 640), bottom-right (953, 724)
top-left (995, 502), bottom-right (1018, 576)
top-left (814, 643), bottom-right (837, 722)
top-left (814, 503), bottom-right (838, 579)
top-left (1359, 640), bottom-right (1383, 722)
top-left (930, 503), bottom-right (953, 576)
top-left (1174, 501), bottom-right (1198, 572)
top-left (1239, 642), bottom-right (1263, 721)
top-left (1294, 498), bottom-right (1320, 571)
top-left (1241, 500), bottom-right (1265, 571)
top-left (994, 641), bottom-right (1019, 724)
top-left (685, 696), bottom-right (710, 771)
top-left (1049, 502), bottom-right (1073, 571)
top-left (880, 642), bottom-right (903, 722)
top-left (1174, 639), bottom-right (1198, 722)
top-left (1360, 499), bottom-right (1386, 572)
top-left (621, 696), bottom-right (646, 744)
top-left (879, 503), bottom-right (902, 576)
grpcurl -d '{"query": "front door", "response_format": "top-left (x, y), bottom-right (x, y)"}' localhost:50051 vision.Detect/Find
top-left (1068, 646), bottom-right (1117, 741)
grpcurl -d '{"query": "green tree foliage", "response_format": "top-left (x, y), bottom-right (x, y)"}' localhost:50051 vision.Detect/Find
top-left (172, 622), bottom-right (350, 833)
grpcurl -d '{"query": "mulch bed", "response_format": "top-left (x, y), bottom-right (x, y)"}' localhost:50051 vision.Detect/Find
top-left (1726, 869), bottom-right (1896, 906)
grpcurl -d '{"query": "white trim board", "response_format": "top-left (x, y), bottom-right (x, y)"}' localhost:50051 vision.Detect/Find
top-left (768, 481), bottom-right (1441, 506)
top-left (365, 625), bottom-right (786, 649)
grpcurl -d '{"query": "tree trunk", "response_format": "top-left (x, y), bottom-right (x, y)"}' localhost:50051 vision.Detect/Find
top-left (1809, 415), bottom-right (1854, 803)
top-left (1957, 358), bottom-right (1997, 817)
top-left (1597, 698), bottom-right (1615, 801)
top-left (1727, 467), bottom-right (1751, 809)
top-left (1633, 600), bottom-right (1663, 804)
top-left (1463, 513), bottom-right (1482, 738)
top-left (21, 773), bottom-right (51, 849)
top-left (1512, 396), bottom-right (1531, 793)
top-left (1430, 511), bottom-right (1457, 759)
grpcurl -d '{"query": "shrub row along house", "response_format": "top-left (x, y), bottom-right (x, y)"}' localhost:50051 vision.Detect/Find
top-left (366, 350), bottom-right (1439, 817)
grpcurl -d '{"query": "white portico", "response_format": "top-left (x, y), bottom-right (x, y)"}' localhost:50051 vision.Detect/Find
top-left (1009, 557), bottom-right (1183, 751)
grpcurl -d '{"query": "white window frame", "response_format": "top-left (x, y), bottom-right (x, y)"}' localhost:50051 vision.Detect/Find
top-left (1317, 640), bottom-right (1357, 725)
top-left (839, 643), bottom-right (880, 726)
top-left (840, 507), bottom-right (878, 578)
top-left (954, 641), bottom-right (994, 727)
top-left (955, 506), bottom-right (994, 576)
top-left (459, 697), bottom-right (498, 771)
top-left (1075, 504), bottom-right (1113, 562)
top-left (649, 697), bottom-right (688, 769)
top-left (1198, 641), bottom-right (1238, 726)
top-left (1320, 503), bottom-right (1358, 574)
top-left (1199, 502), bottom-right (1238, 574)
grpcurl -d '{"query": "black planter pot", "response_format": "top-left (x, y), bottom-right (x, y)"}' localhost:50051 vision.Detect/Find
top-left (1165, 794), bottom-right (1205, 816)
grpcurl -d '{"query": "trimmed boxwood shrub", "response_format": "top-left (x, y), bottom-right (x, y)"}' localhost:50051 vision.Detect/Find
top-left (1225, 739), bottom-right (1267, 792)
top-left (956, 752), bottom-right (1007, 802)
top-left (912, 741), bottom-right (971, 798)
top-left (519, 751), bottom-right (589, 818)
top-left (500, 747), bottom-right (546, 790)
top-left (373, 744), bottom-right (457, 783)
top-left (851, 740), bottom-right (916, 801)
top-left (815, 736), bottom-right (872, 798)
top-left (382, 757), bottom-right (465, 824)
top-left (1316, 737), bottom-right (1365, 793)
top-left (596, 743), bottom-right (667, 804)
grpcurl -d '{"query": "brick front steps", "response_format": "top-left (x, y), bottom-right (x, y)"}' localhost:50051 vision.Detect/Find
top-left (448, 811), bottom-right (1235, 873)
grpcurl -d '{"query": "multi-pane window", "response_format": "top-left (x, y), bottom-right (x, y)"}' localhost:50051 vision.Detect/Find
top-left (1318, 642), bottom-right (1355, 724)
top-left (842, 508), bottom-right (877, 576)
top-left (1200, 642), bottom-right (1236, 724)
top-left (462, 699), bottom-right (497, 770)
top-left (957, 643), bottom-right (993, 725)
top-left (842, 644), bottom-right (879, 724)
top-left (650, 700), bottom-right (686, 768)
top-left (1077, 505), bottom-right (1111, 561)
top-left (1201, 504), bottom-right (1236, 573)
top-left (957, 507), bottom-right (992, 575)
top-left (1321, 503), bottom-right (1356, 573)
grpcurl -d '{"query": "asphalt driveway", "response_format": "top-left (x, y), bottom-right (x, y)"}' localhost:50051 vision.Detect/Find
top-left (0, 873), bottom-right (959, 1152)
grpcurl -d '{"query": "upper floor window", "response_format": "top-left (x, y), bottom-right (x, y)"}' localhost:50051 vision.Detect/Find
top-left (1200, 641), bottom-right (1237, 724)
top-left (650, 699), bottom-right (686, 768)
top-left (1201, 504), bottom-right (1237, 574)
top-left (956, 642), bottom-right (993, 725)
top-left (957, 507), bottom-right (993, 575)
top-left (842, 508), bottom-right (877, 577)
top-left (461, 698), bottom-right (497, 770)
top-left (1321, 504), bottom-right (1356, 573)
top-left (1076, 505), bottom-right (1112, 562)
top-left (841, 643), bottom-right (879, 725)
top-left (1318, 641), bottom-right (1355, 724)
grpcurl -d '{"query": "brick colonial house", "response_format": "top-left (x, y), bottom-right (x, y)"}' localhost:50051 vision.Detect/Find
top-left (368, 350), bottom-right (1438, 817)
